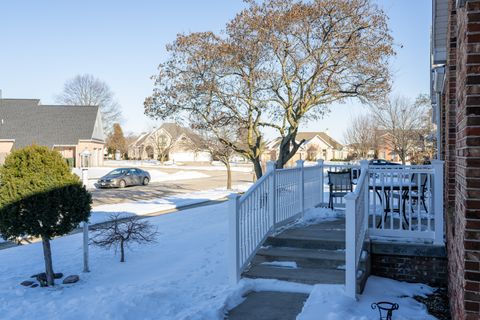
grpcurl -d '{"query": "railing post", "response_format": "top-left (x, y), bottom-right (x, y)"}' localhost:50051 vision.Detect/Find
top-left (296, 160), bottom-right (305, 216)
top-left (266, 161), bottom-right (277, 231)
top-left (432, 160), bottom-right (445, 245)
top-left (229, 193), bottom-right (240, 285)
top-left (344, 192), bottom-right (357, 299)
top-left (317, 159), bottom-right (324, 206)
top-left (360, 160), bottom-right (369, 228)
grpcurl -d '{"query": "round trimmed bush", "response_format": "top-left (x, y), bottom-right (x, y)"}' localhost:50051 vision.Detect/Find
top-left (0, 145), bottom-right (91, 285)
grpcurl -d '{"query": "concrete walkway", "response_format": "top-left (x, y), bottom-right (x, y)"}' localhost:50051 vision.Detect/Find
top-left (227, 291), bottom-right (309, 320)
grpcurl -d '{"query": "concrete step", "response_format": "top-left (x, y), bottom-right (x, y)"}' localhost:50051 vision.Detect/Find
top-left (265, 223), bottom-right (346, 250)
top-left (242, 264), bottom-right (345, 285)
top-left (265, 233), bottom-right (345, 250)
top-left (254, 247), bottom-right (345, 269)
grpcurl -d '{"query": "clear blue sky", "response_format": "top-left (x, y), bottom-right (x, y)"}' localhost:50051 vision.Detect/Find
top-left (0, 0), bottom-right (431, 141)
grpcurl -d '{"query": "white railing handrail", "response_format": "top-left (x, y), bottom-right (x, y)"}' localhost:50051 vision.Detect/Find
top-left (345, 160), bottom-right (369, 299)
top-left (229, 159), bottom-right (325, 284)
top-left (238, 169), bottom-right (274, 205)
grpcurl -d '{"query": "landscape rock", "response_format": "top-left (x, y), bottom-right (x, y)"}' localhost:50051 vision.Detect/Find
top-left (31, 272), bottom-right (47, 281)
top-left (30, 284), bottom-right (38, 288)
top-left (20, 280), bottom-right (34, 287)
top-left (31, 273), bottom-right (48, 286)
top-left (62, 275), bottom-right (79, 284)
top-left (54, 273), bottom-right (63, 279)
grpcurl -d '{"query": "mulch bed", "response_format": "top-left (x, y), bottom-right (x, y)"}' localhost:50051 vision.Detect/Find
top-left (414, 288), bottom-right (450, 320)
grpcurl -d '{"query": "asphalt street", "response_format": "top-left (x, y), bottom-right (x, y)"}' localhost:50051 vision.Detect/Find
top-left (91, 168), bottom-right (254, 206)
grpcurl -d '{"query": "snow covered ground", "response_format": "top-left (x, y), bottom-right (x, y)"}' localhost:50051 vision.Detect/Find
top-left (0, 205), bottom-right (438, 320)
top-left (72, 167), bottom-right (210, 189)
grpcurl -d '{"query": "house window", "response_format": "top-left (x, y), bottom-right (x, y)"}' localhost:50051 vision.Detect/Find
top-left (159, 135), bottom-right (168, 146)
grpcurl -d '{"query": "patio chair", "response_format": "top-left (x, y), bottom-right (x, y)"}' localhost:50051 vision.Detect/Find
top-left (402, 173), bottom-right (429, 213)
top-left (327, 170), bottom-right (353, 209)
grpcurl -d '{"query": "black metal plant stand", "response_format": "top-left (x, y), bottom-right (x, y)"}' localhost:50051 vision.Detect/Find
top-left (371, 301), bottom-right (399, 320)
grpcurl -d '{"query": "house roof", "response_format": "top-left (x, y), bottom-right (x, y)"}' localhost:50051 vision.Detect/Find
top-left (0, 98), bottom-right (103, 149)
top-left (296, 132), bottom-right (343, 150)
top-left (130, 123), bottom-right (205, 148)
top-left (267, 132), bottom-right (344, 151)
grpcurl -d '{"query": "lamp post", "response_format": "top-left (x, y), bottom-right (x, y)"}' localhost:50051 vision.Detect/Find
top-left (80, 149), bottom-right (91, 273)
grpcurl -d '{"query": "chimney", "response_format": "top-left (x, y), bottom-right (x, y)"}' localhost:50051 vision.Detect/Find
top-left (324, 128), bottom-right (330, 137)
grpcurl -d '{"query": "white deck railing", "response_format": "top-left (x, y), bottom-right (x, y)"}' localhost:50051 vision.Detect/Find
top-left (345, 160), bottom-right (370, 299)
top-left (229, 160), bottom-right (323, 283)
top-left (229, 159), bottom-right (445, 289)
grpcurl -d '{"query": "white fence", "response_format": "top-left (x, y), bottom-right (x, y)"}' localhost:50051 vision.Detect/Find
top-left (229, 160), bottom-right (323, 283)
top-left (345, 160), bottom-right (370, 299)
top-left (229, 159), bottom-right (445, 291)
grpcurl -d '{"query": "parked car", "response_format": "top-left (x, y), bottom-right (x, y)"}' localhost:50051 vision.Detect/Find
top-left (97, 168), bottom-right (150, 188)
top-left (368, 159), bottom-right (400, 166)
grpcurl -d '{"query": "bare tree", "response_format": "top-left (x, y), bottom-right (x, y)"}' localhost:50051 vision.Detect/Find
top-left (194, 126), bottom-right (236, 189)
top-left (344, 114), bottom-right (376, 159)
top-left (370, 95), bottom-right (430, 164)
top-left (145, 0), bottom-right (394, 177)
top-left (233, 0), bottom-right (394, 169)
top-left (90, 214), bottom-right (157, 263)
top-left (144, 31), bottom-right (266, 178)
top-left (57, 74), bottom-right (122, 133)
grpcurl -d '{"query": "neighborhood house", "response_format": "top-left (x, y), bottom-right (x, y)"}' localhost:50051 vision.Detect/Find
top-left (263, 131), bottom-right (347, 164)
top-left (127, 123), bottom-right (211, 163)
top-left (0, 98), bottom-right (105, 167)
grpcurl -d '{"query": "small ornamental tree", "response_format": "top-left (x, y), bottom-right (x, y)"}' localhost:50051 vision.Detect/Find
top-left (91, 214), bottom-right (158, 262)
top-left (0, 146), bottom-right (92, 286)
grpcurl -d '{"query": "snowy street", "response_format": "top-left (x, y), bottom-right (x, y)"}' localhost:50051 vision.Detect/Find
top-left (74, 167), bottom-right (253, 206)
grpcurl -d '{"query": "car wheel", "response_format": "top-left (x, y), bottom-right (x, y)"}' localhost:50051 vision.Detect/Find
top-left (143, 177), bottom-right (149, 186)
top-left (119, 180), bottom-right (126, 188)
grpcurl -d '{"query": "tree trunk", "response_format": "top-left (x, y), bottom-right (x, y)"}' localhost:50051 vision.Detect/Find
top-left (277, 140), bottom-right (291, 169)
top-left (41, 237), bottom-right (55, 286)
top-left (120, 239), bottom-right (125, 262)
top-left (225, 161), bottom-right (232, 190)
top-left (252, 158), bottom-right (263, 179)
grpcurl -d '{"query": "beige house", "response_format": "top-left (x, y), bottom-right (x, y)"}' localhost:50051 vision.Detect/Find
top-left (128, 123), bottom-right (211, 163)
top-left (0, 98), bottom-right (105, 167)
top-left (264, 132), bottom-right (347, 165)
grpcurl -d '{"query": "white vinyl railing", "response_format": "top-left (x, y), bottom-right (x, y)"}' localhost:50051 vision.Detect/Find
top-left (367, 162), bottom-right (444, 244)
top-left (229, 160), bottom-right (323, 283)
top-left (344, 160), bottom-right (444, 298)
top-left (345, 160), bottom-right (370, 299)
top-left (229, 159), bottom-right (445, 289)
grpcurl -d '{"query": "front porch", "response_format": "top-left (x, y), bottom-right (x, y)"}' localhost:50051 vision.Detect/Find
top-left (228, 159), bottom-right (446, 299)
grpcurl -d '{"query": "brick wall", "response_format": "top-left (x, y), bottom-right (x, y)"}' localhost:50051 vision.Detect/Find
top-left (371, 254), bottom-right (448, 287)
top-left (444, 1), bottom-right (480, 319)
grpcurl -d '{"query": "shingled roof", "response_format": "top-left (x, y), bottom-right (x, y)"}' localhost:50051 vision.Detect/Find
top-left (0, 98), bottom-right (103, 149)
top-left (129, 123), bottom-right (205, 147)
top-left (296, 132), bottom-right (343, 150)
top-left (267, 132), bottom-right (343, 151)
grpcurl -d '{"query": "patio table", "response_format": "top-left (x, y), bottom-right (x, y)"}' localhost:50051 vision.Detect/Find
top-left (369, 178), bottom-right (418, 228)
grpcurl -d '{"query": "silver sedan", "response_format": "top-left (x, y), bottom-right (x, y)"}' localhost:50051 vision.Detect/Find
top-left (97, 168), bottom-right (151, 188)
